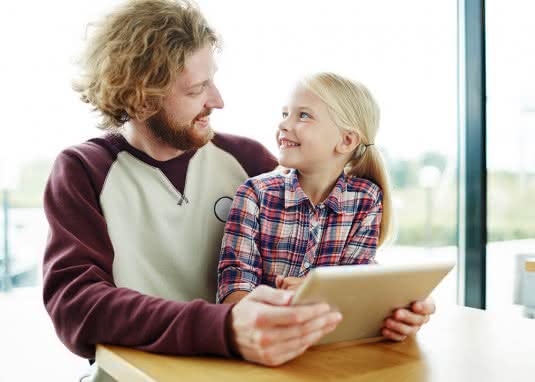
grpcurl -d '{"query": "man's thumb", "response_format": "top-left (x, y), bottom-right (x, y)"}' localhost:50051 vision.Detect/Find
top-left (250, 285), bottom-right (293, 306)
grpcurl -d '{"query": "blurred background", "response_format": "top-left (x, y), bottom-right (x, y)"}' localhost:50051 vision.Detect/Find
top-left (0, 0), bottom-right (533, 380)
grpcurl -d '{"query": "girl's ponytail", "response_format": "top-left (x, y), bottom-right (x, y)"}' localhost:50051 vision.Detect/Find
top-left (345, 144), bottom-right (393, 246)
top-left (303, 72), bottom-right (393, 246)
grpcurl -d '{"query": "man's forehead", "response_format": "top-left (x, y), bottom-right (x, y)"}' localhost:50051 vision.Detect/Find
top-left (178, 46), bottom-right (218, 87)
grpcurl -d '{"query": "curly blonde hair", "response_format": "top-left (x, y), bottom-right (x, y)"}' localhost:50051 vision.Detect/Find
top-left (73, 0), bottom-right (219, 130)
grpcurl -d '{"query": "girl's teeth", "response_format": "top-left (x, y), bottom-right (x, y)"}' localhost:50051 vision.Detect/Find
top-left (281, 141), bottom-right (300, 147)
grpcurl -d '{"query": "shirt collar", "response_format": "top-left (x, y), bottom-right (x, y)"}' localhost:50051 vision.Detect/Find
top-left (284, 169), bottom-right (346, 214)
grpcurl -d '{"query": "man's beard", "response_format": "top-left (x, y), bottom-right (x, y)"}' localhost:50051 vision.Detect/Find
top-left (147, 108), bottom-right (214, 151)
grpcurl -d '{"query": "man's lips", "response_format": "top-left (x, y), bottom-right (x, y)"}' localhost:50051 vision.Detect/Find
top-left (194, 117), bottom-right (209, 129)
top-left (193, 110), bottom-right (212, 128)
top-left (195, 109), bottom-right (212, 120)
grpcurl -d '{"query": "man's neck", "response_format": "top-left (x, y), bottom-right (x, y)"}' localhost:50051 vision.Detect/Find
top-left (123, 121), bottom-right (185, 161)
top-left (298, 164), bottom-right (345, 207)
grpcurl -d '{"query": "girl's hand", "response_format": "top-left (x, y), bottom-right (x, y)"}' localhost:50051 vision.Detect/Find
top-left (382, 297), bottom-right (436, 341)
top-left (275, 276), bottom-right (305, 291)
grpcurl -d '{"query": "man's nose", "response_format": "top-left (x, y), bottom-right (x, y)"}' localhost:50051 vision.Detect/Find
top-left (206, 85), bottom-right (224, 109)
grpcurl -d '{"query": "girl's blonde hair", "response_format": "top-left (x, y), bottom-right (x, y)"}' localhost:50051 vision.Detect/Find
top-left (302, 72), bottom-right (393, 246)
top-left (73, 0), bottom-right (219, 130)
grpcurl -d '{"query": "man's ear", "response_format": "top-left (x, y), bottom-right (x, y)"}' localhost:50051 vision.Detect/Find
top-left (137, 100), bottom-right (158, 122)
top-left (336, 130), bottom-right (360, 155)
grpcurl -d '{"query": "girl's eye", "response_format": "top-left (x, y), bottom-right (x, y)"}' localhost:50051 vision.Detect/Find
top-left (300, 112), bottom-right (311, 119)
top-left (282, 112), bottom-right (289, 118)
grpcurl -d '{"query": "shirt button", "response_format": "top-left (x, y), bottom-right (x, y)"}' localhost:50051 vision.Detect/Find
top-left (311, 219), bottom-right (318, 227)
top-left (304, 261), bottom-right (311, 269)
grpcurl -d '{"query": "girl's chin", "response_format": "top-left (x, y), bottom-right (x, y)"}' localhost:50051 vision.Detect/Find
top-left (277, 157), bottom-right (297, 169)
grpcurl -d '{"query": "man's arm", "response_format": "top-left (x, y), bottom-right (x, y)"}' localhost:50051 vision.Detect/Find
top-left (43, 150), bottom-right (235, 359)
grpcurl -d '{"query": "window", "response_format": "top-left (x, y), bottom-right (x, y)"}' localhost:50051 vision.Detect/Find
top-left (0, 1), bottom-right (460, 379)
top-left (486, 0), bottom-right (535, 317)
top-left (199, 0), bottom-right (459, 303)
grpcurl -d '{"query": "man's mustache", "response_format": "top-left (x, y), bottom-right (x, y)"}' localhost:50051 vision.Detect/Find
top-left (196, 109), bottom-right (212, 119)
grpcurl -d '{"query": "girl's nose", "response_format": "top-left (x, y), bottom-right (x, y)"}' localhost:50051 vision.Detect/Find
top-left (278, 116), bottom-right (290, 131)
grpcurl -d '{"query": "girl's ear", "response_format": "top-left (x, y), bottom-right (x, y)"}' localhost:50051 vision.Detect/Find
top-left (336, 130), bottom-right (360, 155)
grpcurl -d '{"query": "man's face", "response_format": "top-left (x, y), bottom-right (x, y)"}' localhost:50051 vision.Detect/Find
top-left (147, 45), bottom-right (224, 150)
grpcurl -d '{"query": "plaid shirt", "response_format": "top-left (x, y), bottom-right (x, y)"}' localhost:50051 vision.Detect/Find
top-left (217, 169), bottom-right (382, 303)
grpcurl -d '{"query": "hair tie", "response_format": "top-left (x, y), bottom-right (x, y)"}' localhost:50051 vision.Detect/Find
top-left (353, 142), bottom-right (374, 160)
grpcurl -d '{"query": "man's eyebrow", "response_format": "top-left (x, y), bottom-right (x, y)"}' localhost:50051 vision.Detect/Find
top-left (187, 79), bottom-right (210, 90)
top-left (187, 67), bottom-right (217, 90)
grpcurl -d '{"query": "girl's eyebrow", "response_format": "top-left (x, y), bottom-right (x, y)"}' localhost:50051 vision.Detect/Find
top-left (283, 105), bottom-right (315, 113)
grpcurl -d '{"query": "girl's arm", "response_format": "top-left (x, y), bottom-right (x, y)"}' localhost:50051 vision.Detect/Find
top-left (217, 180), bottom-right (264, 304)
top-left (342, 192), bottom-right (383, 264)
top-left (221, 291), bottom-right (250, 304)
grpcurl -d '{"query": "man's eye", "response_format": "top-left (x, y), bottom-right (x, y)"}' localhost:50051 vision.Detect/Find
top-left (189, 85), bottom-right (207, 96)
top-left (300, 112), bottom-right (311, 119)
top-left (282, 112), bottom-right (288, 118)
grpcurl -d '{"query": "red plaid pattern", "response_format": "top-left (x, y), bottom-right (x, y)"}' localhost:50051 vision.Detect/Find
top-left (217, 169), bottom-right (382, 303)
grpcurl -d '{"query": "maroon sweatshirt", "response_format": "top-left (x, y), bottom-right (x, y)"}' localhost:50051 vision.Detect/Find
top-left (42, 132), bottom-right (277, 359)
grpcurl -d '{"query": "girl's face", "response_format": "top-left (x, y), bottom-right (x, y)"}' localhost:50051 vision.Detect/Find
top-left (276, 84), bottom-right (343, 173)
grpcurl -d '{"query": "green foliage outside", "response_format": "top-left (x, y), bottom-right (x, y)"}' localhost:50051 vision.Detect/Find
top-left (487, 171), bottom-right (535, 242)
top-left (388, 153), bottom-right (535, 245)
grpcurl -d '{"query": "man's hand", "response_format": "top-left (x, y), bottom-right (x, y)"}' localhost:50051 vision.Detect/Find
top-left (229, 285), bottom-right (342, 366)
top-left (382, 297), bottom-right (436, 341)
top-left (275, 276), bottom-right (305, 291)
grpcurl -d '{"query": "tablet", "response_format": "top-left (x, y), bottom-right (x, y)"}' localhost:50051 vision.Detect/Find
top-left (291, 260), bottom-right (455, 345)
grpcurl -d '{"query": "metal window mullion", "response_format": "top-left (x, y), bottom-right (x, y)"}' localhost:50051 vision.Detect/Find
top-left (457, 0), bottom-right (487, 309)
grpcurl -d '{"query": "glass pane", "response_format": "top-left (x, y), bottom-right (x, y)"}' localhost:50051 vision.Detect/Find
top-left (0, 1), bottom-right (126, 380)
top-left (198, 0), bottom-right (459, 304)
top-left (1, 1), bottom-right (459, 379)
top-left (486, 0), bottom-right (535, 318)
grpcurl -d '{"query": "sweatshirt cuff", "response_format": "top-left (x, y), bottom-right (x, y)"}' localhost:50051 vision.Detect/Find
top-left (192, 300), bottom-right (236, 357)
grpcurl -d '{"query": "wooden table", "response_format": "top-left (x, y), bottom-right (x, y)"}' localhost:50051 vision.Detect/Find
top-left (96, 306), bottom-right (535, 382)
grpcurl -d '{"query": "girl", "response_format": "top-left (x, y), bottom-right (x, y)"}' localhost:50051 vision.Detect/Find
top-left (217, 72), bottom-right (392, 303)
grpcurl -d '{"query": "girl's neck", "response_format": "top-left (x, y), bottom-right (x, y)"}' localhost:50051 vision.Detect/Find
top-left (297, 165), bottom-right (345, 207)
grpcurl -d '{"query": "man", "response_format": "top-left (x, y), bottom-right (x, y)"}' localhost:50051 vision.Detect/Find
top-left (42, 1), bottom-right (435, 380)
